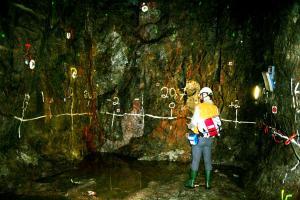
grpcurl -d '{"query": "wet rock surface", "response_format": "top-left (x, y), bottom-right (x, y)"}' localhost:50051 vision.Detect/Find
top-left (0, 0), bottom-right (299, 199)
top-left (0, 154), bottom-right (250, 200)
top-left (125, 173), bottom-right (248, 200)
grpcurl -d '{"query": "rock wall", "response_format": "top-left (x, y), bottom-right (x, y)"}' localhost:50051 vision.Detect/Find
top-left (250, 3), bottom-right (300, 199)
top-left (0, 0), bottom-right (299, 198)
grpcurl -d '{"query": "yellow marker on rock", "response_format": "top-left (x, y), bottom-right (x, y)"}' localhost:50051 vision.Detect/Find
top-left (281, 189), bottom-right (293, 200)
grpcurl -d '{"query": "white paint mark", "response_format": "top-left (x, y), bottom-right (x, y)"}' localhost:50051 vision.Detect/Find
top-left (111, 111), bottom-right (115, 128)
top-left (291, 78), bottom-right (294, 95)
top-left (66, 32), bottom-right (71, 39)
top-left (161, 87), bottom-right (169, 98)
top-left (142, 94), bottom-right (145, 130)
top-left (29, 59), bottom-right (35, 70)
top-left (41, 91), bottom-right (44, 102)
top-left (18, 93), bottom-right (30, 138)
top-left (229, 100), bottom-right (240, 128)
top-left (112, 97), bottom-right (119, 106)
top-left (169, 88), bottom-right (177, 98)
top-left (169, 102), bottom-right (175, 109)
top-left (71, 95), bottom-right (74, 132)
top-left (295, 82), bottom-right (300, 95)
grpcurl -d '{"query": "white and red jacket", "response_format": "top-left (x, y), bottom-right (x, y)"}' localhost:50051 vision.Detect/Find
top-left (191, 100), bottom-right (221, 137)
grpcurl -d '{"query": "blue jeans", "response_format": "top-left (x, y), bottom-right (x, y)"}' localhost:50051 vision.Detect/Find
top-left (191, 137), bottom-right (213, 171)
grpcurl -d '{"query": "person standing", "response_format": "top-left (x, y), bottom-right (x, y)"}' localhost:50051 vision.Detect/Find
top-left (185, 87), bottom-right (221, 189)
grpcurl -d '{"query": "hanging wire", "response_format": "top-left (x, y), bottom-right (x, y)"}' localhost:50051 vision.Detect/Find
top-left (291, 141), bottom-right (300, 161)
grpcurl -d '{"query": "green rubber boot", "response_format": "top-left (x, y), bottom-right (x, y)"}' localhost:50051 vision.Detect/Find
top-left (205, 170), bottom-right (212, 189)
top-left (184, 170), bottom-right (197, 188)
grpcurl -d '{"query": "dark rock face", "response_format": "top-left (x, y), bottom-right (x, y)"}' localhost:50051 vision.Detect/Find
top-left (0, 0), bottom-right (299, 199)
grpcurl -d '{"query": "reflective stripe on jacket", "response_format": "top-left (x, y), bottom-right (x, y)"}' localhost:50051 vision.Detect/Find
top-left (191, 101), bottom-right (221, 135)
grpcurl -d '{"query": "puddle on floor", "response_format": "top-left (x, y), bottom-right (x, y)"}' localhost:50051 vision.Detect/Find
top-left (0, 153), bottom-right (246, 200)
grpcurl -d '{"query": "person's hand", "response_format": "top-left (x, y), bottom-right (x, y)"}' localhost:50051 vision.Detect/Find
top-left (186, 132), bottom-right (190, 138)
top-left (187, 123), bottom-right (194, 130)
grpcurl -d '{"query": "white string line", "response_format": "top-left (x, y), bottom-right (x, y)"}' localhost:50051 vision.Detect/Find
top-left (14, 111), bottom-right (257, 124)
top-left (291, 161), bottom-right (299, 171)
top-left (100, 112), bottom-right (177, 119)
top-left (272, 129), bottom-right (300, 148)
top-left (101, 112), bottom-right (258, 123)
top-left (221, 118), bottom-right (257, 124)
top-left (14, 112), bottom-right (91, 122)
top-left (100, 113), bottom-right (300, 148)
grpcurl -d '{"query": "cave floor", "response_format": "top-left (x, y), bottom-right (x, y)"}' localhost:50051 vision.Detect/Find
top-left (1, 154), bottom-right (253, 200)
